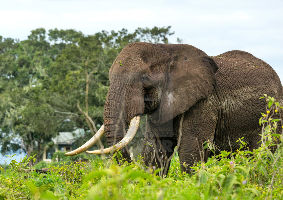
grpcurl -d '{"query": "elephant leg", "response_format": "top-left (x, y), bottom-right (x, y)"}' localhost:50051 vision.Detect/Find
top-left (178, 99), bottom-right (218, 173)
top-left (142, 119), bottom-right (177, 176)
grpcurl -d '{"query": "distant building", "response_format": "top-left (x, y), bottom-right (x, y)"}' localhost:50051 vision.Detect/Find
top-left (43, 129), bottom-right (85, 162)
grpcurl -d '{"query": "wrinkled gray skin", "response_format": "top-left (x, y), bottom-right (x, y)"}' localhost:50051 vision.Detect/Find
top-left (104, 42), bottom-right (282, 174)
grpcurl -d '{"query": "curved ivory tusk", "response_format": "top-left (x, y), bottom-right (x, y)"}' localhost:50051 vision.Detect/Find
top-left (65, 125), bottom-right (105, 156)
top-left (86, 116), bottom-right (140, 154)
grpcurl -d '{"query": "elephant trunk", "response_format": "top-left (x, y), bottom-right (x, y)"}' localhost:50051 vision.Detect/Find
top-left (104, 81), bottom-right (144, 150)
top-left (104, 84), bottom-right (127, 146)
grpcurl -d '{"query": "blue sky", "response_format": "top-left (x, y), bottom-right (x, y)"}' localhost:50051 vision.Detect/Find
top-left (0, 151), bottom-right (26, 165)
top-left (1, 0), bottom-right (282, 80)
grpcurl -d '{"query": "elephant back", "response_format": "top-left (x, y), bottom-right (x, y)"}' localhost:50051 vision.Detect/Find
top-left (213, 50), bottom-right (282, 100)
top-left (211, 50), bottom-right (282, 150)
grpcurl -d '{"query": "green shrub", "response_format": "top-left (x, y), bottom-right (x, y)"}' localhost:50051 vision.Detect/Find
top-left (52, 151), bottom-right (94, 163)
top-left (34, 161), bottom-right (49, 170)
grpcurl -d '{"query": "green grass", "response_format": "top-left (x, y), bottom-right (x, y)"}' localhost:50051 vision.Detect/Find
top-left (0, 143), bottom-right (282, 200)
top-left (0, 96), bottom-right (282, 200)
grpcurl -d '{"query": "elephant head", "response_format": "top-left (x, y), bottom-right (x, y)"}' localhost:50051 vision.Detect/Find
top-left (66, 42), bottom-right (218, 156)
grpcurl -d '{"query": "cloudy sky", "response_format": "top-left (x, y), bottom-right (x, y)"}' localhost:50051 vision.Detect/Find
top-left (0, 0), bottom-right (283, 80)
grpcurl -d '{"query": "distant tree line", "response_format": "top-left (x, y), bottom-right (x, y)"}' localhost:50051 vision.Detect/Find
top-left (0, 26), bottom-right (175, 161)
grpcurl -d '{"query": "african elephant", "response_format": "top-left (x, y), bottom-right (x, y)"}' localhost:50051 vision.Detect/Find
top-left (66, 42), bottom-right (283, 175)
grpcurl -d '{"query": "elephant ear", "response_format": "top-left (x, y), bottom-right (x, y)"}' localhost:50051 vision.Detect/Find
top-left (151, 56), bottom-right (218, 124)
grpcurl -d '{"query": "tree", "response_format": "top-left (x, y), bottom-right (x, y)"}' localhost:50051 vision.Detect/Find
top-left (0, 29), bottom-right (61, 161)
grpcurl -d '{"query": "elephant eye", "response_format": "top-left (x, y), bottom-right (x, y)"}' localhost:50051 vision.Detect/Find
top-left (141, 74), bottom-right (149, 82)
top-left (141, 74), bottom-right (151, 87)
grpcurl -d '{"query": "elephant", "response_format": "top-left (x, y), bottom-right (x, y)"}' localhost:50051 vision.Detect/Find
top-left (66, 42), bottom-right (283, 175)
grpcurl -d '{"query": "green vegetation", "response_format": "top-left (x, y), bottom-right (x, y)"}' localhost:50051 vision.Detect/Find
top-left (0, 96), bottom-right (282, 199)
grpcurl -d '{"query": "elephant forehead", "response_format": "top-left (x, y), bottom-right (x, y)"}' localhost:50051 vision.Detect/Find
top-left (109, 53), bottom-right (149, 79)
top-left (111, 57), bottom-right (146, 74)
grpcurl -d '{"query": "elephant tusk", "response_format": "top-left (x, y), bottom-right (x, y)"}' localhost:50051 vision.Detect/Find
top-left (86, 116), bottom-right (140, 154)
top-left (65, 125), bottom-right (105, 156)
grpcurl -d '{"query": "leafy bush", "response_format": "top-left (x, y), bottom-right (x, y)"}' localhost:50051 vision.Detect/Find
top-left (52, 151), bottom-right (95, 163)
top-left (34, 161), bottom-right (49, 170)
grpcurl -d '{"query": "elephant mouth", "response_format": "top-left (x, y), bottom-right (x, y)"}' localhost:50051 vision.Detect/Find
top-left (65, 116), bottom-right (140, 156)
top-left (144, 87), bottom-right (161, 114)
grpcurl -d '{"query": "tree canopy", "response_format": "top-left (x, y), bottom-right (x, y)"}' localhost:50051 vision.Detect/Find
top-left (0, 26), bottom-right (175, 161)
